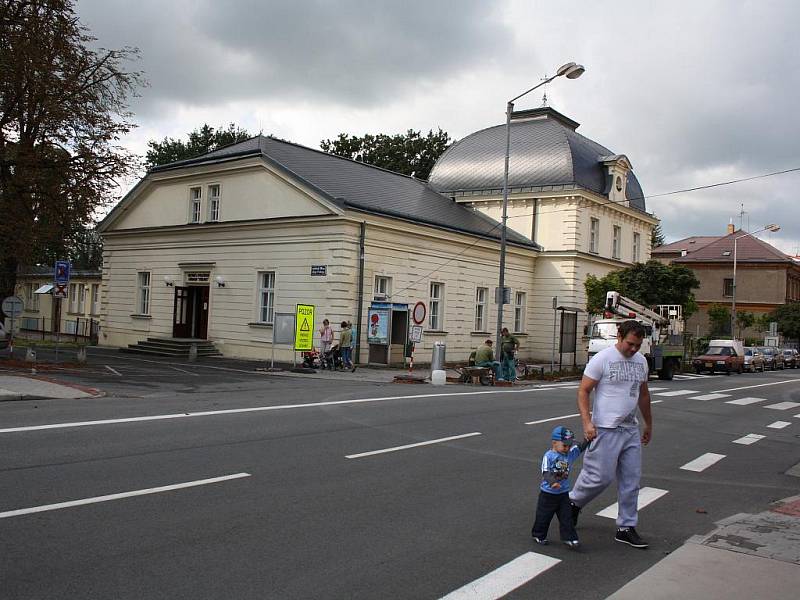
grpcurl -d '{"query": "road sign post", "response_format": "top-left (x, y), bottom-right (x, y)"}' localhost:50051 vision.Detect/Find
top-left (2, 295), bottom-right (25, 354)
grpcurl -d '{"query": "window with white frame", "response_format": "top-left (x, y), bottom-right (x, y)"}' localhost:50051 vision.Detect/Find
top-left (633, 232), bottom-right (641, 263)
top-left (208, 184), bottom-right (220, 221)
top-left (137, 272), bottom-right (151, 315)
top-left (514, 291), bottom-right (526, 333)
top-left (612, 225), bottom-right (621, 259)
top-left (258, 271), bottom-right (276, 323)
top-left (30, 282), bottom-right (40, 311)
top-left (374, 275), bottom-right (391, 300)
top-left (590, 218), bottom-right (600, 253)
top-left (429, 282), bottom-right (443, 330)
top-left (474, 287), bottom-right (488, 331)
top-left (189, 187), bottom-right (202, 223)
top-left (91, 283), bottom-right (100, 315)
top-left (68, 283), bottom-right (79, 313)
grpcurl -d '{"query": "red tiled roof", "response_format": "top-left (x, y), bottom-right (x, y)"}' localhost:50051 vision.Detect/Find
top-left (652, 236), bottom-right (720, 254)
top-left (673, 230), bottom-right (791, 263)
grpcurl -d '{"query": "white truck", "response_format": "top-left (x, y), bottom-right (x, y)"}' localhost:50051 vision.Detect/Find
top-left (588, 291), bottom-right (685, 380)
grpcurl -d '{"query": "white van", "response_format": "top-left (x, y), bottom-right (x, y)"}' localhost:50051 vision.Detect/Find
top-left (709, 339), bottom-right (745, 357)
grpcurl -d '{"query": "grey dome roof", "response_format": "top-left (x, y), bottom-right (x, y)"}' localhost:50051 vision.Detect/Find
top-left (429, 107), bottom-right (646, 212)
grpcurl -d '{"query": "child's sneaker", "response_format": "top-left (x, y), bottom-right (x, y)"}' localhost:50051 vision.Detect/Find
top-left (615, 527), bottom-right (648, 548)
top-left (563, 540), bottom-right (580, 550)
top-left (532, 536), bottom-right (548, 546)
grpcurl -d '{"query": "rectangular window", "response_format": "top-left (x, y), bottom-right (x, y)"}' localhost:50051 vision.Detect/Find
top-left (475, 287), bottom-right (488, 331)
top-left (31, 282), bottom-right (40, 311)
top-left (189, 187), bottom-right (202, 223)
top-left (137, 272), bottom-right (151, 314)
top-left (514, 291), bottom-right (526, 333)
top-left (69, 283), bottom-right (79, 313)
top-left (633, 232), bottom-right (641, 263)
top-left (77, 284), bottom-right (85, 314)
top-left (258, 271), bottom-right (276, 323)
top-left (208, 184), bottom-right (220, 221)
top-left (91, 283), bottom-right (100, 315)
top-left (374, 275), bottom-right (391, 300)
top-left (429, 282), bottom-right (443, 330)
top-left (723, 278), bottom-right (734, 297)
top-left (590, 218), bottom-right (599, 253)
top-left (612, 225), bottom-right (621, 259)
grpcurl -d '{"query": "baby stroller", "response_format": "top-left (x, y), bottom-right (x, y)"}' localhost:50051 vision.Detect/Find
top-left (301, 347), bottom-right (321, 369)
top-left (321, 344), bottom-right (344, 370)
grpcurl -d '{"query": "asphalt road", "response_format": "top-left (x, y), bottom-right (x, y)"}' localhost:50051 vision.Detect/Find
top-left (2, 356), bottom-right (799, 599)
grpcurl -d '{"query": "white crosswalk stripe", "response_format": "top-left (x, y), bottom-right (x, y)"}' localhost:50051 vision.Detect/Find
top-left (767, 421), bottom-right (791, 429)
top-left (726, 397), bottom-right (766, 406)
top-left (654, 389), bottom-right (699, 397)
top-left (732, 434), bottom-right (765, 445)
top-left (764, 402), bottom-right (800, 411)
top-left (648, 387), bottom-right (668, 391)
top-left (439, 552), bottom-right (560, 599)
top-left (595, 487), bottom-right (668, 519)
top-left (674, 373), bottom-right (713, 379)
top-left (689, 393), bottom-right (731, 401)
top-left (681, 453), bottom-right (726, 472)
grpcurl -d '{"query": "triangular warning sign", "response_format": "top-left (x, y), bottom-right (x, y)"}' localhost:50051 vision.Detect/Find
top-left (300, 318), bottom-right (310, 332)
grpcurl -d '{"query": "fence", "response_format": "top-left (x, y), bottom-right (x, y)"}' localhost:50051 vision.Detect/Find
top-left (19, 316), bottom-right (99, 344)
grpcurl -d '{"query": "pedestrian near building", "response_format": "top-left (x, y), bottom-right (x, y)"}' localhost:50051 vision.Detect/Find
top-left (531, 425), bottom-right (589, 548)
top-left (319, 319), bottom-right (334, 355)
top-left (339, 321), bottom-right (356, 372)
top-left (474, 339), bottom-right (500, 380)
top-left (500, 327), bottom-right (519, 381)
top-left (569, 320), bottom-right (653, 548)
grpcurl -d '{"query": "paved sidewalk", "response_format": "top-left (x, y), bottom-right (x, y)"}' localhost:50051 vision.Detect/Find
top-left (607, 494), bottom-right (800, 599)
top-left (0, 375), bottom-right (100, 401)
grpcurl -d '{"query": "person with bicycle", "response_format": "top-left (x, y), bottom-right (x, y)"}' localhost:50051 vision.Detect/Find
top-left (500, 327), bottom-right (520, 381)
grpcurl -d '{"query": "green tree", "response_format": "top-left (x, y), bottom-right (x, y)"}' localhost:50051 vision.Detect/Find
top-left (735, 310), bottom-right (755, 337)
top-left (146, 123), bottom-right (251, 168)
top-left (584, 260), bottom-right (700, 317)
top-left (769, 301), bottom-right (800, 344)
top-left (707, 303), bottom-right (731, 336)
top-left (650, 219), bottom-right (666, 248)
top-left (320, 128), bottom-right (451, 180)
top-left (1, 0), bottom-right (142, 302)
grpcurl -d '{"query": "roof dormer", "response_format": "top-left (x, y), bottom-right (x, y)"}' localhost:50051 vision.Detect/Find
top-left (601, 155), bottom-right (632, 206)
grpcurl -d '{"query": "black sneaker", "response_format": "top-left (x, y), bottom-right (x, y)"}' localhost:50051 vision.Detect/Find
top-left (563, 540), bottom-right (580, 550)
top-left (570, 501), bottom-right (582, 527)
top-left (615, 527), bottom-right (648, 548)
top-left (532, 536), bottom-right (548, 545)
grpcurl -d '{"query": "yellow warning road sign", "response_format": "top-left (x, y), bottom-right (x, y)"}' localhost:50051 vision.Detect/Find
top-left (294, 304), bottom-right (315, 351)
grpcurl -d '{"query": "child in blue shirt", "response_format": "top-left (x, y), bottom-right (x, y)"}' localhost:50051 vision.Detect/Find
top-left (532, 425), bottom-right (589, 548)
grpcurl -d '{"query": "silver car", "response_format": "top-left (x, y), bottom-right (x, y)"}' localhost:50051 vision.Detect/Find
top-left (743, 347), bottom-right (765, 372)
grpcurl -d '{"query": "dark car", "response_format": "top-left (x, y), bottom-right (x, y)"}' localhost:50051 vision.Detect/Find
top-left (0, 321), bottom-right (9, 354)
top-left (693, 345), bottom-right (744, 375)
top-left (782, 348), bottom-right (799, 369)
top-left (743, 347), bottom-right (765, 372)
top-left (760, 346), bottom-right (785, 370)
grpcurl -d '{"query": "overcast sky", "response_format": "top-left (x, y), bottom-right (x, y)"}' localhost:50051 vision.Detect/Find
top-left (77, 0), bottom-right (800, 254)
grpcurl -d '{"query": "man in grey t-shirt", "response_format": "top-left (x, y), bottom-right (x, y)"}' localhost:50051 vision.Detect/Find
top-left (569, 320), bottom-right (653, 549)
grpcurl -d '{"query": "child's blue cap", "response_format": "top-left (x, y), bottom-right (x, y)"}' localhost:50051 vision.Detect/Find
top-left (551, 426), bottom-right (575, 443)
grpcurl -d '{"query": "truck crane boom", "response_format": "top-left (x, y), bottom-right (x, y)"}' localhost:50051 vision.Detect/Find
top-left (605, 291), bottom-right (667, 326)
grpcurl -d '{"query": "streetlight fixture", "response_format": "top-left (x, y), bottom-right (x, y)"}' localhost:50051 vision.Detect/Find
top-left (731, 223), bottom-right (780, 337)
top-left (495, 62), bottom-right (586, 362)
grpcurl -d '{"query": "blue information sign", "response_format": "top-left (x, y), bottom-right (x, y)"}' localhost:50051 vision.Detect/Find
top-left (54, 260), bottom-right (71, 284)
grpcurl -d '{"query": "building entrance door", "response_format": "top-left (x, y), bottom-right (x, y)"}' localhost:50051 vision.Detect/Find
top-left (172, 286), bottom-right (209, 339)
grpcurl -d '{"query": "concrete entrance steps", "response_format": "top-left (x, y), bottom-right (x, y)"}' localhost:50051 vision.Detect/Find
top-left (120, 337), bottom-right (222, 357)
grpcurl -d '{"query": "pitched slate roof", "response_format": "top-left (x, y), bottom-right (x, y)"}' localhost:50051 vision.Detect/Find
top-left (652, 236), bottom-right (720, 255)
top-left (148, 136), bottom-right (539, 249)
top-left (428, 107), bottom-right (647, 212)
top-left (673, 230), bottom-right (792, 264)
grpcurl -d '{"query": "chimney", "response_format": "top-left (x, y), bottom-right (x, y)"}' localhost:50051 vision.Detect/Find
top-left (727, 218), bottom-right (735, 235)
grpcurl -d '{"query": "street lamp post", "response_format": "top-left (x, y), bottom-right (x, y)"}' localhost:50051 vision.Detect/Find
top-left (731, 223), bottom-right (780, 337)
top-left (495, 62), bottom-right (585, 361)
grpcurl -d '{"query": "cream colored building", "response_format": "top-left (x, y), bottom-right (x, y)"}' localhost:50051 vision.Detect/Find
top-left (429, 107), bottom-right (658, 363)
top-left (97, 137), bottom-right (540, 364)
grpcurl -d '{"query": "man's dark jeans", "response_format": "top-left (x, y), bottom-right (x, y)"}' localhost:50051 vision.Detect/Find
top-left (532, 490), bottom-right (578, 541)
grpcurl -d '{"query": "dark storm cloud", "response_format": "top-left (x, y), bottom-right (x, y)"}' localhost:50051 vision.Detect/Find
top-left (77, 0), bottom-right (508, 114)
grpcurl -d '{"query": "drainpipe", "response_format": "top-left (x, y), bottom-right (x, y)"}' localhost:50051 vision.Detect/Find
top-left (355, 221), bottom-right (366, 364)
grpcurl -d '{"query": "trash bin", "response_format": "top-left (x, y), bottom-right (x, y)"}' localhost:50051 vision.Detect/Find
top-left (431, 342), bottom-right (446, 372)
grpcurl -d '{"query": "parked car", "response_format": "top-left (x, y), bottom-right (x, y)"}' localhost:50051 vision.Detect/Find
top-left (743, 347), bottom-right (765, 372)
top-left (760, 346), bottom-right (785, 370)
top-left (782, 348), bottom-right (799, 369)
top-left (693, 340), bottom-right (745, 375)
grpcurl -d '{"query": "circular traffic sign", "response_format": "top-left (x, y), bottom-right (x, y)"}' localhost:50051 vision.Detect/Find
top-left (2, 295), bottom-right (24, 318)
top-left (412, 301), bottom-right (426, 325)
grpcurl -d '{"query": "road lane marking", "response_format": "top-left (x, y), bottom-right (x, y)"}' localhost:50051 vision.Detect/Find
top-left (764, 402), bottom-right (800, 410)
top-left (674, 374), bottom-right (712, 379)
top-left (767, 421), bottom-right (791, 429)
top-left (524, 401), bottom-right (663, 426)
top-left (596, 487), bottom-right (668, 519)
top-left (104, 365), bottom-right (122, 376)
top-left (648, 387), bottom-right (668, 391)
top-left (169, 366), bottom-right (199, 376)
top-left (654, 390), bottom-right (699, 397)
top-left (726, 397), bottom-right (766, 406)
top-left (346, 432), bottom-right (481, 459)
top-left (0, 389), bottom-right (547, 434)
top-left (0, 473), bottom-right (251, 519)
top-left (732, 434), bottom-right (765, 445)
top-left (680, 453), bottom-right (726, 472)
top-left (439, 552), bottom-right (560, 600)
top-left (689, 393), bottom-right (731, 401)
top-left (712, 379), bottom-right (800, 393)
